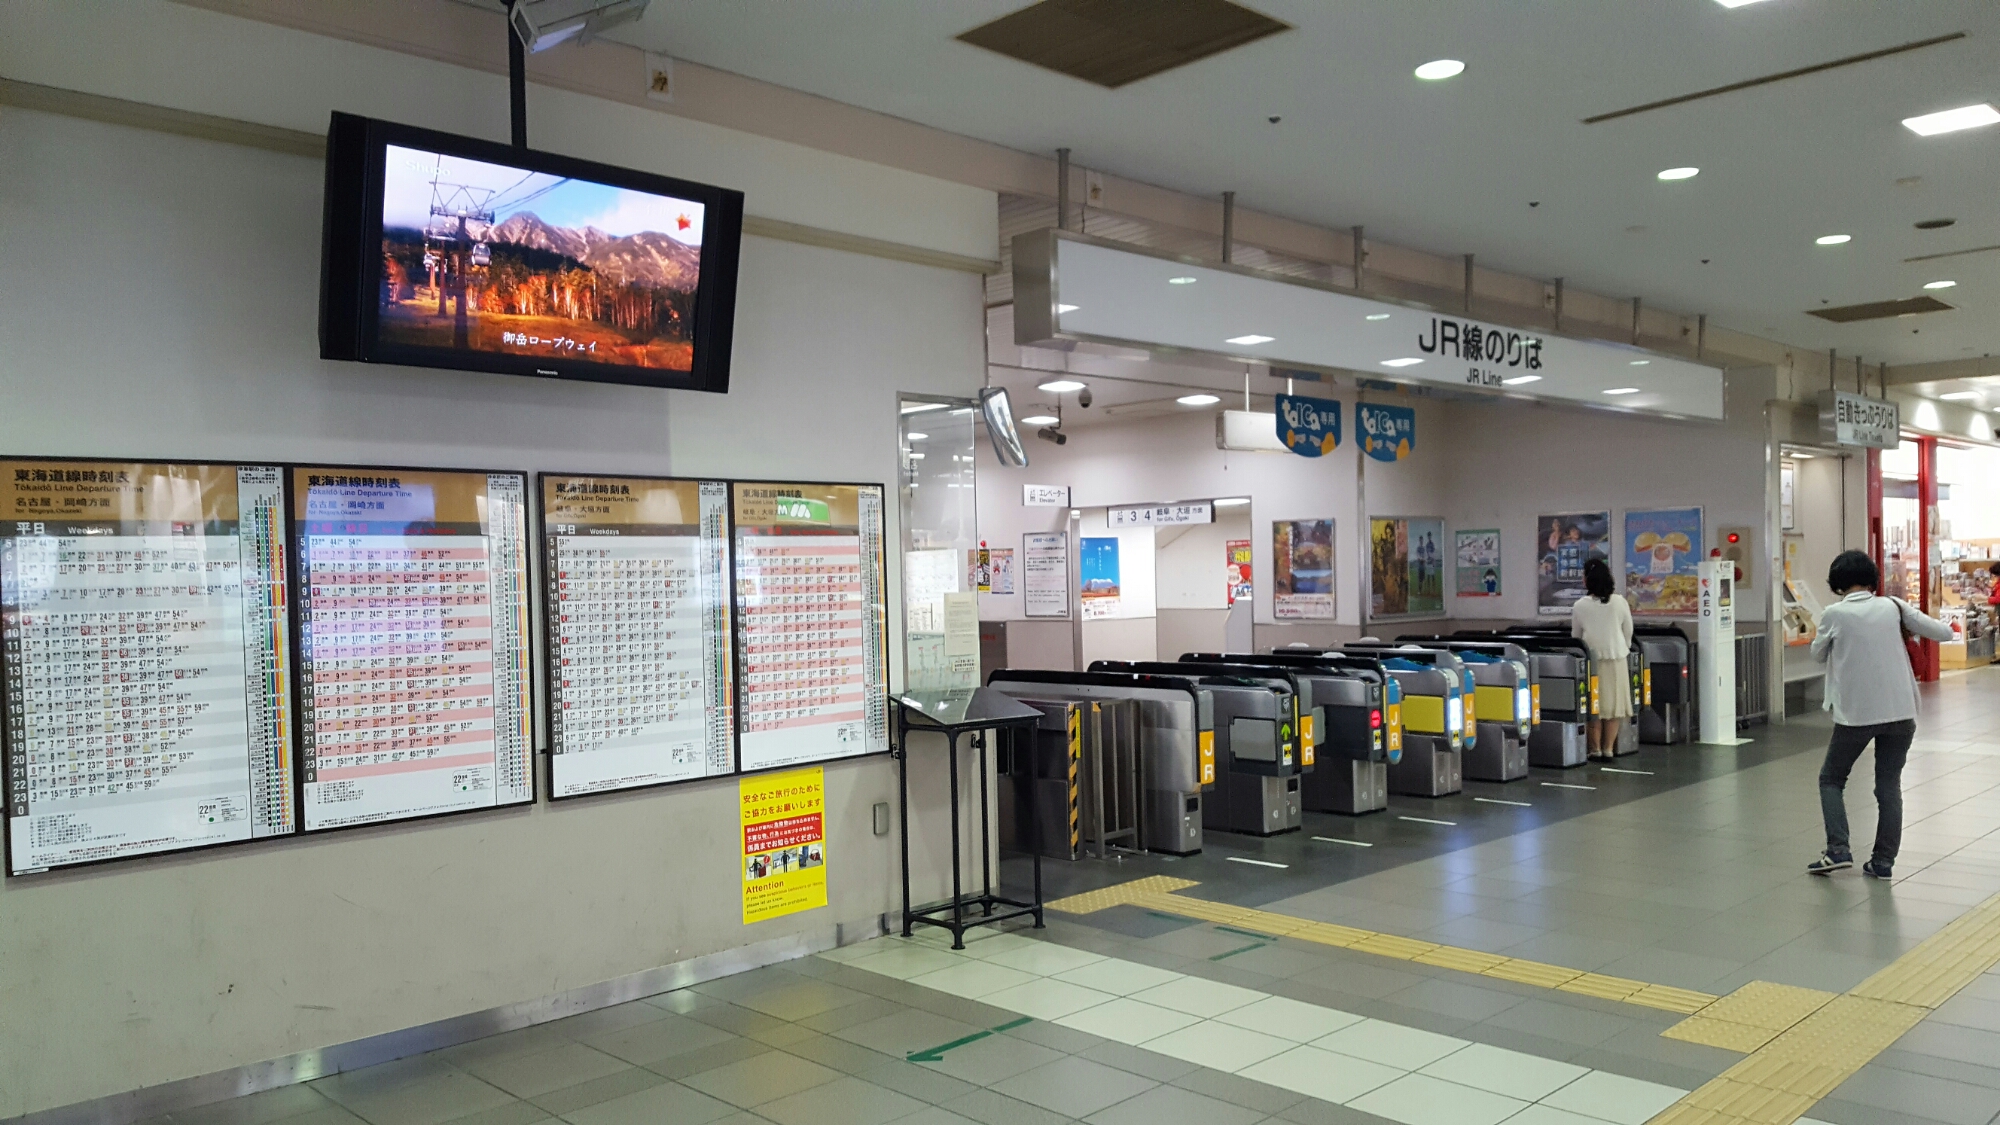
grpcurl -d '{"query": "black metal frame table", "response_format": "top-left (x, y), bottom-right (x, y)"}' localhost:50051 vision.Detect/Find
top-left (894, 687), bottom-right (1047, 949)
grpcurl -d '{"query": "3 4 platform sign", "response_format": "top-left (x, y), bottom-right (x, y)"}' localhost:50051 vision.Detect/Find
top-left (741, 767), bottom-right (826, 923)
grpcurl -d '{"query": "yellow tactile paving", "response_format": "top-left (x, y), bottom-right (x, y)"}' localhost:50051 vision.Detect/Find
top-left (1558, 972), bottom-right (1650, 1002)
top-left (1629, 983), bottom-right (1721, 1015)
top-left (1044, 875), bottom-right (1196, 913)
top-left (1481, 958), bottom-right (1587, 989)
top-left (1413, 946), bottom-right (1510, 973)
top-left (1664, 980), bottom-right (1838, 1051)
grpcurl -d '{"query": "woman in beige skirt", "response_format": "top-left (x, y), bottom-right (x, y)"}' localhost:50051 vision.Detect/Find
top-left (1570, 558), bottom-right (1634, 759)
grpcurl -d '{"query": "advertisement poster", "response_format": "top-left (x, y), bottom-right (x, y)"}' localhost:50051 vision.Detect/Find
top-left (1370, 517), bottom-right (1445, 618)
top-left (1226, 539), bottom-right (1253, 605)
top-left (1023, 532), bottom-right (1069, 618)
top-left (1272, 520), bottom-right (1335, 619)
top-left (1276, 393), bottom-right (1342, 457)
top-left (1080, 536), bottom-right (1122, 619)
top-left (1624, 507), bottom-right (1702, 617)
top-left (1358, 404), bottom-right (1416, 463)
top-left (976, 544), bottom-right (1016, 594)
top-left (1455, 529), bottom-right (1502, 597)
top-left (1537, 511), bottom-right (1612, 616)
top-left (741, 767), bottom-right (826, 924)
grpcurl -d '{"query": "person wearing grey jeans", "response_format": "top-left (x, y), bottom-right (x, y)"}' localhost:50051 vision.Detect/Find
top-left (1806, 550), bottom-right (1954, 878)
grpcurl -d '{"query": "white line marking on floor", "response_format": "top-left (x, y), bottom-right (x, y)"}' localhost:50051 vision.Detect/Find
top-left (1224, 856), bottom-right (1290, 868)
top-left (1397, 815), bottom-right (1458, 826)
top-left (1312, 836), bottom-right (1374, 846)
top-left (1600, 767), bottom-right (1655, 775)
top-left (1473, 797), bottom-right (1533, 807)
top-left (1542, 782), bottom-right (1597, 790)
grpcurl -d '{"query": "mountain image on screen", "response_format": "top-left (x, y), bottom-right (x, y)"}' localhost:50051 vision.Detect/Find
top-left (377, 145), bottom-right (705, 370)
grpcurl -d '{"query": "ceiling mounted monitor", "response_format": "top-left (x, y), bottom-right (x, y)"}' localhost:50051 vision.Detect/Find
top-left (320, 112), bottom-right (744, 392)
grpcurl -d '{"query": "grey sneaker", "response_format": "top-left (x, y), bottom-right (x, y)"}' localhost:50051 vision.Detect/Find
top-left (1807, 851), bottom-right (1853, 875)
top-left (1862, 860), bottom-right (1892, 879)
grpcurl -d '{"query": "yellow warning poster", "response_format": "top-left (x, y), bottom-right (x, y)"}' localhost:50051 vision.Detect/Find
top-left (741, 767), bottom-right (827, 924)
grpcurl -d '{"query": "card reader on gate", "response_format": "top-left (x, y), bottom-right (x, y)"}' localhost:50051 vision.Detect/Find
top-left (1183, 653), bottom-right (1391, 816)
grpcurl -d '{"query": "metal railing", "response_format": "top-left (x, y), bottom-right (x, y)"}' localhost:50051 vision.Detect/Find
top-left (1736, 633), bottom-right (1771, 727)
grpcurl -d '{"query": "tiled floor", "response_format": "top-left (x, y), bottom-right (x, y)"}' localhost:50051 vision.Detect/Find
top-left (133, 668), bottom-right (2000, 1125)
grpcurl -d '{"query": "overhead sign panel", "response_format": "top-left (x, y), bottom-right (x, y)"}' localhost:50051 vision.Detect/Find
top-left (1014, 230), bottom-right (1726, 421)
top-left (1817, 390), bottom-right (1899, 449)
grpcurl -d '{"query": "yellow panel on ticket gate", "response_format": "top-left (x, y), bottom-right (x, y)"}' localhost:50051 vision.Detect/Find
top-left (1300, 711), bottom-right (1316, 767)
top-left (1531, 682), bottom-right (1542, 724)
top-left (1387, 699), bottom-right (1403, 755)
top-left (1643, 665), bottom-right (1653, 706)
top-left (1589, 673), bottom-right (1601, 715)
top-left (1475, 685), bottom-right (1516, 727)
top-left (1199, 729), bottom-right (1216, 785)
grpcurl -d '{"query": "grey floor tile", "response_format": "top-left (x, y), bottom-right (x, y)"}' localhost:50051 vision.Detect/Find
top-left (165, 1085), bottom-right (335, 1125)
top-left (311, 1058), bottom-right (516, 1125)
top-left (644, 1038), bottom-right (774, 1081)
top-left (796, 997), bottom-right (911, 1034)
top-left (990, 1055), bottom-right (1156, 1118)
top-left (859, 1059), bottom-right (980, 1105)
top-left (1220, 944), bottom-right (1335, 979)
top-left (1873, 1047), bottom-right (2000, 1092)
top-left (783, 1033), bottom-right (897, 1074)
top-left (645, 988), bottom-right (726, 1015)
top-left (1289, 960), bottom-right (1427, 1000)
top-left (680, 1051), bottom-right (842, 1109)
top-left (1593, 947), bottom-right (1747, 992)
top-left (1083, 1082), bottom-right (1266, 1125)
top-left (1479, 996), bottom-right (1640, 1047)
top-left (560, 1081), bottom-right (737, 1125)
top-left (541, 1002), bottom-right (669, 1041)
top-left (583, 1012), bottom-right (741, 1066)
top-left (938, 1088), bottom-right (1073, 1125)
top-left (1379, 978), bottom-right (1525, 1022)
top-left (458, 1043), bottom-right (630, 1099)
top-left (1001, 1018), bottom-right (1104, 1054)
top-left (1078, 1039), bottom-right (1203, 1082)
top-left (527, 1068), bottom-right (666, 1117)
top-left (908, 1030), bottom-right (1065, 1086)
top-left (733, 979), bottom-right (880, 1023)
top-left (1169, 1068), bottom-right (1306, 1116)
top-left (433, 1103), bottom-right (549, 1125)
top-left (1806, 1095), bottom-right (1980, 1125)
top-left (755, 1076), bottom-right (925, 1125)
top-left (1829, 1061), bottom-right (2000, 1125)
top-left (833, 1010), bottom-right (984, 1059)
top-left (1930, 994), bottom-right (2000, 1034)
top-left (686, 1003), bottom-right (797, 1039)
top-left (1266, 1097), bottom-right (1404, 1125)
top-left (1890, 1020), bottom-right (2000, 1070)
top-left (436, 1025), bottom-right (577, 1069)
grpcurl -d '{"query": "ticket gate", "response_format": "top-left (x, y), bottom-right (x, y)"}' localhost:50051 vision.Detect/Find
top-left (1455, 631), bottom-right (1592, 766)
top-left (993, 696), bottom-right (1142, 860)
top-left (1301, 645), bottom-right (1463, 798)
top-left (1091, 661), bottom-right (1302, 836)
top-left (1396, 638), bottom-right (1533, 783)
top-left (1634, 625), bottom-right (1694, 744)
top-left (987, 670), bottom-right (1209, 855)
top-left (1185, 652), bottom-right (1391, 815)
top-left (1492, 625), bottom-right (1647, 756)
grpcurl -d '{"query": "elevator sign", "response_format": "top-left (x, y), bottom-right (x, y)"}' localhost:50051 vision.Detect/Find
top-left (1818, 390), bottom-right (1899, 449)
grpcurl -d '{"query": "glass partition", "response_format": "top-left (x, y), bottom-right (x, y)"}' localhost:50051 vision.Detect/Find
top-left (899, 397), bottom-right (979, 691)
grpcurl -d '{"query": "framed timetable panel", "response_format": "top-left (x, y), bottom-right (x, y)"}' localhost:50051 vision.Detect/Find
top-left (540, 474), bottom-right (734, 798)
top-left (2, 459), bottom-right (295, 875)
top-left (293, 467), bottom-right (533, 831)
top-left (731, 482), bottom-right (889, 772)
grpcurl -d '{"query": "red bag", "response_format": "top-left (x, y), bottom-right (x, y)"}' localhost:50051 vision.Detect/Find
top-left (1893, 597), bottom-right (1926, 677)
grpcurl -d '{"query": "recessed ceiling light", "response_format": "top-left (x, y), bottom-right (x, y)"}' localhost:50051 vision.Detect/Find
top-left (1226, 334), bottom-right (1276, 345)
top-left (1657, 167), bottom-right (1699, 181)
top-left (1815, 234), bottom-right (1851, 245)
top-left (1176, 394), bottom-right (1221, 406)
top-left (1603, 388), bottom-right (1640, 396)
top-left (1789, 452), bottom-right (1815, 460)
top-left (1038, 379), bottom-right (1086, 393)
top-left (1502, 374), bottom-right (1542, 385)
top-left (1168, 276), bottom-right (1198, 285)
top-left (1924, 280), bottom-right (1958, 290)
top-left (1713, 0), bottom-right (1774, 6)
top-left (900, 402), bottom-right (947, 415)
top-left (906, 432), bottom-right (929, 440)
top-left (1414, 59), bottom-right (1465, 81)
top-left (1630, 360), bottom-right (1651, 366)
top-left (1940, 391), bottom-right (1981, 401)
top-left (1366, 313), bottom-right (1392, 321)
top-left (1902, 103), bottom-right (2000, 137)
top-left (1214, 497), bottom-right (1250, 507)
top-left (1056, 304), bottom-right (1078, 313)
top-left (1380, 358), bottom-right (1424, 368)
top-left (1019, 414), bottom-right (1060, 425)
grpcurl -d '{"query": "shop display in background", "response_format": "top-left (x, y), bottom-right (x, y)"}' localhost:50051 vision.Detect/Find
top-left (1369, 516), bottom-right (1444, 618)
top-left (1780, 536), bottom-right (1822, 648)
top-left (1079, 536), bottom-right (1122, 619)
top-left (1022, 532), bottom-right (1069, 618)
top-left (1226, 539), bottom-right (1253, 604)
top-left (1272, 519), bottom-right (1335, 619)
top-left (1622, 507), bottom-right (1702, 617)
top-left (1537, 511), bottom-right (1610, 616)
top-left (1454, 529), bottom-right (1501, 597)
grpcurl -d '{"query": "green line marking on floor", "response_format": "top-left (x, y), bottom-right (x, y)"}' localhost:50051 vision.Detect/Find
top-left (1210, 941), bottom-right (1268, 961)
top-left (907, 1016), bottom-right (1034, 1061)
top-left (1215, 924), bottom-right (1281, 941)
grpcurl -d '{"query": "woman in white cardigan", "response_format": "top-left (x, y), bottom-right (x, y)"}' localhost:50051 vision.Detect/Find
top-left (1570, 558), bottom-right (1633, 760)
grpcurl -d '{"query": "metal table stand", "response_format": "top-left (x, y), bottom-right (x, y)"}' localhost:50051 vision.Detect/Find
top-left (894, 687), bottom-right (1047, 950)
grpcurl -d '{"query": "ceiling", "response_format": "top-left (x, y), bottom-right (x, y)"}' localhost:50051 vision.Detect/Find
top-left (605, 0), bottom-right (1998, 367)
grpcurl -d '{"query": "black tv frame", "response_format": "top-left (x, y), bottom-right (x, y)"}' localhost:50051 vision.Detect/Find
top-left (320, 112), bottom-right (743, 393)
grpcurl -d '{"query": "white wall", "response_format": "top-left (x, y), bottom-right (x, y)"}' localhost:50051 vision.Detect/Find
top-left (0, 3), bottom-right (992, 1113)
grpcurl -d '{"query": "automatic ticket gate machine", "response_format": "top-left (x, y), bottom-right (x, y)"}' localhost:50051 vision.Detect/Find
top-left (1455, 631), bottom-right (1594, 766)
top-left (986, 670), bottom-right (1210, 855)
top-left (1488, 625), bottom-right (1650, 756)
top-left (1395, 638), bottom-right (1533, 783)
top-left (1633, 624), bottom-right (1694, 744)
top-left (1184, 653), bottom-right (1392, 815)
top-left (1310, 645), bottom-right (1465, 798)
top-left (1090, 661), bottom-right (1302, 837)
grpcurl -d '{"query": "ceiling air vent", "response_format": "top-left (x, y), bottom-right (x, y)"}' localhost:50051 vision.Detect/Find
top-left (957, 0), bottom-right (1290, 89)
top-left (1807, 295), bottom-right (1955, 323)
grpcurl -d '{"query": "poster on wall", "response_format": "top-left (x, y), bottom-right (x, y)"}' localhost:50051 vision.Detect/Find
top-left (1080, 536), bottom-right (1122, 619)
top-left (2, 460), bottom-right (296, 875)
top-left (1023, 533), bottom-right (1069, 617)
top-left (740, 766), bottom-right (826, 924)
top-left (1357, 404), bottom-right (1417, 463)
top-left (1272, 520), bottom-right (1335, 619)
top-left (1226, 539), bottom-right (1253, 605)
top-left (1455, 529), bottom-right (1502, 597)
top-left (1370, 517), bottom-right (1445, 618)
top-left (978, 546), bottom-right (1016, 594)
top-left (1624, 507), bottom-right (1702, 617)
top-left (1536, 511), bottom-right (1612, 616)
top-left (1781, 463), bottom-right (1795, 531)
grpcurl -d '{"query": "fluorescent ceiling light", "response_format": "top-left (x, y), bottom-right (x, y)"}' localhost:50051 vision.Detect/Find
top-left (1789, 452), bottom-right (1815, 459)
top-left (1502, 374), bottom-right (1542, 385)
top-left (900, 402), bottom-right (948, 414)
top-left (1176, 394), bottom-right (1221, 405)
top-left (1214, 497), bottom-right (1250, 507)
top-left (1713, 0), bottom-right (1774, 8)
top-left (1414, 59), bottom-right (1465, 80)
top-left (1939, 391), bottom-right (1981, 401)
top-left (1380, 357), bottom-right (1424, 368)
top-left (1603, 388), bottom-right (1640, 396)
top-left (1019, 414), bottom-right (1060, 425)
top-left (1924, 280), bottom-right (1958, 290)
top-left (1226, 334), bottom-right (1276, 345)
top-left (1902, 103), bottom-right (2000, 137)
top-left (1657, 167), bottom-right (1700, 181)
top-left (906, 432), bottom-right (929, 440)
top-left (1365, 313), bottom-right (1392, 321)
top-left (1038, 379), bottom-right (1087, 393)
top-left (1056, 304), bottom-right (1078, 313)
top-left (1630, 360), bottom-right (1651, 366)
top-left (1168, 276), bottom-right (1198, 285)
top-left (1815, 234), bottom-right (1851, 245)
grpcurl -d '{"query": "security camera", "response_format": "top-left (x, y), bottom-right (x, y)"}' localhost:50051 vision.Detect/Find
top-left (1077, 387), bottom-right (1094, 408)
top-left (1037, 426), bottom-right (1068, 445)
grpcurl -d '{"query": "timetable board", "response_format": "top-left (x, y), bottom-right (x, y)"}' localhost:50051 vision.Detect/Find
top-left (2, 460), bottom-right (294, 875)
top-left (294, 467), bottom-right (533, 831)
top-left (542, 475), bottom-right (734, 797)
top-left (732, 482), bottom-right (889, 771)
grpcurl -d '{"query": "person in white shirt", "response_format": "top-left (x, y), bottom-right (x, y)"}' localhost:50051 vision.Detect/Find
top-left (1569, 558), bottom-right (1634, 759)
top-left (1806, 549), bottom-right (1954, 879)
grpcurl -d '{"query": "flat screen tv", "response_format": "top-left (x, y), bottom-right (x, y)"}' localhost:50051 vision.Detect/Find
top-left (320, 112), bottom-right (743, 392)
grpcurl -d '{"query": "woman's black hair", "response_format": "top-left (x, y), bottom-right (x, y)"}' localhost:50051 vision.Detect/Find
top-left (1828, 549), bottom-right (1879, 594)
top-left (1989, 561), bottom-right (2000, 579)
top-left (1583, 557), bottom-right (1615, 601)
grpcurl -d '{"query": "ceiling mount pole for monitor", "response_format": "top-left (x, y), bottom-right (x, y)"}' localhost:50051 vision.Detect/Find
top-left (507, 0), bottom-right (528, 148)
